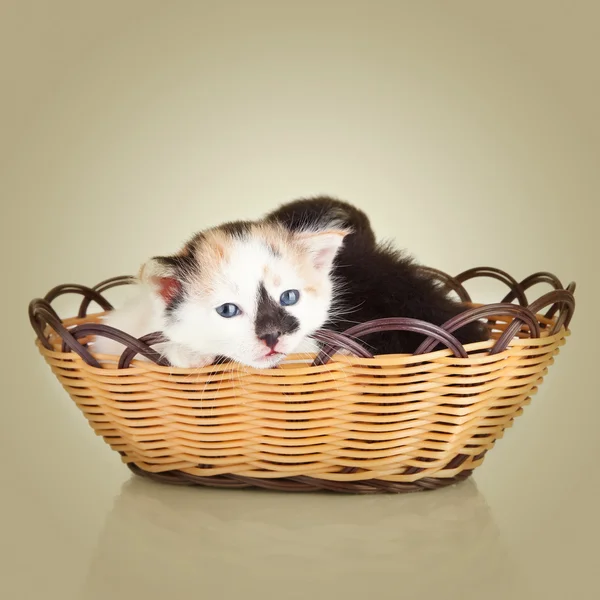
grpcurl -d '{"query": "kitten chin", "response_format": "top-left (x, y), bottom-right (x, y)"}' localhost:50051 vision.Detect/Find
top-left (266, 196), bottom-right (489, 355)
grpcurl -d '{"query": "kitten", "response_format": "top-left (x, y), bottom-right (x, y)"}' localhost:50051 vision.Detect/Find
top-left (266, 196), bottom-right (489, 354)
top-left (93, 220), bottom-right (349, 368)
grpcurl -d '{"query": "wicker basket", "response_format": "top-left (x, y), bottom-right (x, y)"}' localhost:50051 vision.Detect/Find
top-left (29, 267), bottom-right (575, 494)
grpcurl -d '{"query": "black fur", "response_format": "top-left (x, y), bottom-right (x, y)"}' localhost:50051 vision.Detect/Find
top-left (265, 196), bottom-right (376, 247)
top-left (255, 282), bottom-right (300, 341)
top-left (218, 220), bottom-right (254, 238)
top-left (265, 197), bottom-right (488, 355)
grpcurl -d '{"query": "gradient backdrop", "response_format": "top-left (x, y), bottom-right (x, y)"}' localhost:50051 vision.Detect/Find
top-left (1, 2), bottom-right (598, 599)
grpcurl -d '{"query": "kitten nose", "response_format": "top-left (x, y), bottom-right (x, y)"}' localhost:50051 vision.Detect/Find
top-left (260, 332), bottom-right (281, 349)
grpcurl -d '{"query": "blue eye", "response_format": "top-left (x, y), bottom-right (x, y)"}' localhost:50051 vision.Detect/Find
top-left (280, 289), bottom-right (300, 306)
top-left (216, 303), bottom-right (241, 318)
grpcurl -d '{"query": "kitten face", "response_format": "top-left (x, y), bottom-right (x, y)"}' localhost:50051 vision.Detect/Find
top-left (144, 222), bottom-right (347, 368)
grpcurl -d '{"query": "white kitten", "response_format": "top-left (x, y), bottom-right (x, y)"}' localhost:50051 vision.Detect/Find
top-left (93, 220), bottom-right (348, 368)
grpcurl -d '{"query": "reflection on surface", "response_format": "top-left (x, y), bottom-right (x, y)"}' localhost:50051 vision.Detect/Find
top-left (82, 476), bottom-right (523, 600)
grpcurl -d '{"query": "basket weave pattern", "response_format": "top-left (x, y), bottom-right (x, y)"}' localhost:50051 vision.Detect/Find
top-left (29, 268), bottom-right (575, 493)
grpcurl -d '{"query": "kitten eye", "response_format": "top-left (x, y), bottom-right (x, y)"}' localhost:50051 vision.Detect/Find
top-left (216, 303), bottom-right (241, 318)
top-left (280, 289), bottom-right (300, 306)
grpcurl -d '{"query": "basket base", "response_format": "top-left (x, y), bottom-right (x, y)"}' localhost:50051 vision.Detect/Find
top-left (127, 463), bottom-right (473, 494)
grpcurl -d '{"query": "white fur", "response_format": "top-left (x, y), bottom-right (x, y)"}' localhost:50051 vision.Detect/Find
top-left (93, 228), bottom-right (346, 368)
top-left (92, 283), bottom-right (210, 367)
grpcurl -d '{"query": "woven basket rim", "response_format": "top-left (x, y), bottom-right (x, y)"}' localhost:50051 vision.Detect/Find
top-left (29, 266), bottom-right (576, 371)
top-left (35, 315), bottom-right (569, 373)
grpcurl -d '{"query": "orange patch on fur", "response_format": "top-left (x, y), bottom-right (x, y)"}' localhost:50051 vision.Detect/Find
top-left (162, 220), bottom-right (307, 300)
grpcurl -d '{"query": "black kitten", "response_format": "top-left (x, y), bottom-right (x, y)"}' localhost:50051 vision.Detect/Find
top-left (265, 196), bottom-right (488, 354)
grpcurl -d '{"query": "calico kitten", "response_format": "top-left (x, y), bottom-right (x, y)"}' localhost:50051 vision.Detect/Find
top-left (93, 220), bottom-right (349, 368)
top-left (266, 196), bottom-right (489, 354)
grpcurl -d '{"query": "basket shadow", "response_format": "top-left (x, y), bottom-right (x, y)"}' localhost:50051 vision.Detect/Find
top-left (80, 475), bottom-right (524, 600)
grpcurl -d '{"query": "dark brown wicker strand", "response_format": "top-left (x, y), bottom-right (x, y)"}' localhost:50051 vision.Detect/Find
top-left (78, 276), bottom-right (136, 318)
top-left (418, 266), bottom-right (472, 303)
top-left (494, 289), bottom-right (575, 353)
top-left (313, 317), bottom-right (470, 367)
top-left (455, 267), bottom-right (528, 306)
top-left (29, 298), bottom-right (101, 367)
top-left (65, 324), bottom-right (169, 367)
top-left (127, 463), bottom-right (473, 494)
top-left (414, 303), bottom-right (542, 355)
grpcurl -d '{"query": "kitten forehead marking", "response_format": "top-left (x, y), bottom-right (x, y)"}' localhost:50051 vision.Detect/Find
top-left (255, 282), bottom-right (299, 338)
top-left (185, 222), bottom-right (299, 298)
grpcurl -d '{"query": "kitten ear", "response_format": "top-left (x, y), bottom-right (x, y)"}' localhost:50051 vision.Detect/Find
top-left (138, 257), bottom-right (182, 304)
top-left (297, 229), bottom-right (350, 272)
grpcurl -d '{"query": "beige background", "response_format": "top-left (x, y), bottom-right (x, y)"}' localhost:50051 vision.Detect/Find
top-left (1, 2), bottom-right (598, 599)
